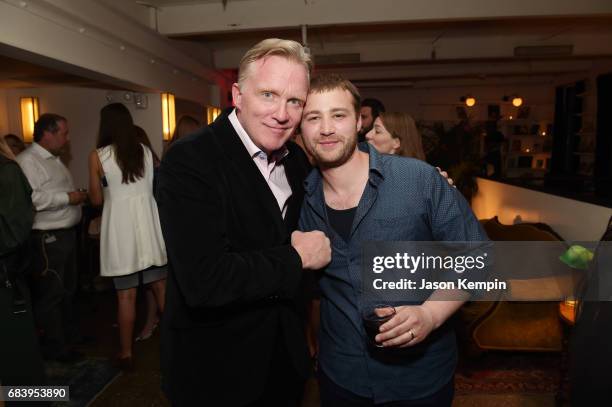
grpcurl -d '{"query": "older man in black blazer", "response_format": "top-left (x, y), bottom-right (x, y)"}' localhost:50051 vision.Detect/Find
top-left (157, 39), bottom-right (331, 406)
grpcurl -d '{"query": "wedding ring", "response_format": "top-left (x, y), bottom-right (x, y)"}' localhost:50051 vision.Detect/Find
top-left (408, 330), bottom-right (415, 341)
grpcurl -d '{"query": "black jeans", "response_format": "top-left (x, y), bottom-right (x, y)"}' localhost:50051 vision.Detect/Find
top-left (319, 368), bottom-right (454, 407)
top-left (28, 228), bottom-right (79, 358)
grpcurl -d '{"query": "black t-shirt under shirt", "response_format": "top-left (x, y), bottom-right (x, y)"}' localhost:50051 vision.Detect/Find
top-left (326, 205), bottom-right (357, 243)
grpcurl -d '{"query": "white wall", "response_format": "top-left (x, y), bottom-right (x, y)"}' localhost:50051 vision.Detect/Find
top-left (472, 177), bottom-right (612, 241)
top-left (3, 87), bottom-right (163, 189)
top-left (0, 0), bottom-right (221, 104)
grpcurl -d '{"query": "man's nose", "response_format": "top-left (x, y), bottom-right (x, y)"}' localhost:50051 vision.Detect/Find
top-left (320, 117), bottom-right (335, 136)
top-left (272, 102), bottom-right (289, 123)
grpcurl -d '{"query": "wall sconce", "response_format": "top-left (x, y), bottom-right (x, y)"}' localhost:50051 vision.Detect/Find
top-left (20, 97), bottom-right (39, 143)
top-left (161, 93), bottom-right (176, 141)
top-left (206, 106), bottom-right (221, 125)
top-left (503, 95), bottom-right (524, 107)
top-left (460, 95), bottom-right (476, 107)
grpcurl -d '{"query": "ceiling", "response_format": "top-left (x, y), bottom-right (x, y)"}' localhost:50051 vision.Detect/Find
top-left (138, 0), bottom-right (224, 5)
top-left (3, 1), bottom-right (612, 92)
top-left (0, 54), bottom-right (124, 89)
top-left (178, 16), bottom-right (612, 45)
top-left (165, 15), bottom-right (612, 88)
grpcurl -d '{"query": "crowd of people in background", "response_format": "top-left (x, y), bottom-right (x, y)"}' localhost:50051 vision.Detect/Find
top-left (0, 36), bottom-right (462, 406)
top-left (0, 95), bottom-right (432, 371)
top-left (1, 36), bottom-right (609, 407)
top-left (0, 107), bottom-right (202, 386)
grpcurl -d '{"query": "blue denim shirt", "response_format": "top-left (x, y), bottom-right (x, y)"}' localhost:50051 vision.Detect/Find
top-left (299, 144), bottom-right (487, 403)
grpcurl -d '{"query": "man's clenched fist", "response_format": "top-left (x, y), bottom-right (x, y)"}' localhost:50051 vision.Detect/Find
top-left (291, 230), bottom-right (331, 270)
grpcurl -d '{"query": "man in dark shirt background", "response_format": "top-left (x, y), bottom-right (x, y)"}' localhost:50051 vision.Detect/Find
top-left (358, 98), bottom-right (385, 142)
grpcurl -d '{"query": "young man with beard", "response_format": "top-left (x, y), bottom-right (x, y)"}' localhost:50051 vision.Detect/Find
top-left (298, 74), bottom-right (487, 406)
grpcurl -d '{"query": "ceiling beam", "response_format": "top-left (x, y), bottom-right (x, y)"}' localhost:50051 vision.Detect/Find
top-left (157, 0), bottom-right (612, 36)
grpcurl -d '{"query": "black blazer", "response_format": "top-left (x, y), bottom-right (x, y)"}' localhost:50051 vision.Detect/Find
top-left (157, 111), bottom-right (312, 406)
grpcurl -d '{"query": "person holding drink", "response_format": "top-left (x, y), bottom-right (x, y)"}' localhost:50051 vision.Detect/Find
top-left (298, 74), bottom-right (487, 406)
top-left (16, 113), bottom-right (87, 362)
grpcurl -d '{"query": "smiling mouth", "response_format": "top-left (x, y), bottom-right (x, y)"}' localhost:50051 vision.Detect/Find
top-left (264, 124), bottom-right (289, 132)
top-left (318, 140), bottom-right (342, 148)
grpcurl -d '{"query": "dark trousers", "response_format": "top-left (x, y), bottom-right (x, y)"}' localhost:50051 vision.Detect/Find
top-left (28, 228), bottom-right (78, 358)
top-left (0, 259), bottom-right (45, 387)
top-left (247, 341), bottom-right (305, 407)
top-left (167, 338), bottom-right (306, 407)
top-left (319, 368), bottom-right (454, 407)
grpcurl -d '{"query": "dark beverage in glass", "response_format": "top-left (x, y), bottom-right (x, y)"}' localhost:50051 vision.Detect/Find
top-left (362, 305), bottom-right (395, 347)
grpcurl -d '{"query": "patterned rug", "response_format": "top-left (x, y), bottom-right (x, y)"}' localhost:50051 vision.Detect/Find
top-left (455, 353), bottom-right (562, 395)
top-left (46, 357), bottom-right (119, 407)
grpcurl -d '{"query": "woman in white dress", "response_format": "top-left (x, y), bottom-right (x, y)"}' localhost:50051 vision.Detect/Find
top-left (88, 103), bottom-right (167, 369)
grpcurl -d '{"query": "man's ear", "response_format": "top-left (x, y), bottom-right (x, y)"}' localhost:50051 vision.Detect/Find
top-left (356, 113), bottom-right (362, 133)
top-left (231, 83), bottom-right (242, 110)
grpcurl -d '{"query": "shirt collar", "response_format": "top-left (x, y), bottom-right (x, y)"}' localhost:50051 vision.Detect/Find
top-left (361, 142), bottom-right (384, 182)
top-left (31, 142), bottom-right (55, 160)
top-left (304, 142), bottom-right (384, 197)
top-left (228, 109), bottom-right (289, 163)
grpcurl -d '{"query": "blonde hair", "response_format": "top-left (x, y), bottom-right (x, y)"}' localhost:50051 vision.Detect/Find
top-left (0, 135), bottom-right (16, 161)
top-left (237, 38), bottom-right (312, 87)
top-left (378, 112), bottom-right (426, 161)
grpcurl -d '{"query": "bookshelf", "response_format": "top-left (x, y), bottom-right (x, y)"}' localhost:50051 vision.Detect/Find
top-left (500, 118), bottom-right (552, 179)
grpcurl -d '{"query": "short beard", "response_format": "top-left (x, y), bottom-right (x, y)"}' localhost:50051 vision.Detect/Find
top-left (358, 124), bottom-right (373, 138)
top-left (308, 135), bottom-right (358, 169)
